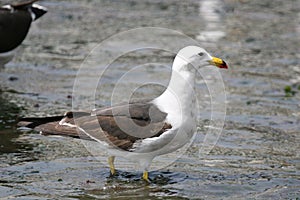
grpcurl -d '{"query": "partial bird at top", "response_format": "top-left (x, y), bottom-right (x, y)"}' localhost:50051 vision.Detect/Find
top-left (0, 0), bottom-right (47, 53)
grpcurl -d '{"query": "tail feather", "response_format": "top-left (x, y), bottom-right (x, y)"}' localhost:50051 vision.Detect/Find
top-left (17, 112), bottom-right (91, 140)
top-left (35, 121), bottom-right (84, 139)
top-left (17, 116), bottom-right (65, 129)
top-left (30, 3), bottom-right (48, 21)
top-left (10, 0), bottom-right (47, 21)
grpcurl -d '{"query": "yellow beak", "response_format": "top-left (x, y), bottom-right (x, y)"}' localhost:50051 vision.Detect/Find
top-left (210, 57), bottom-right (228, 69)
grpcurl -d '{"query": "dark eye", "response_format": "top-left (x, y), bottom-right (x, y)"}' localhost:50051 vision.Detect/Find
top-left (198, 52), bottom-right (204, 56)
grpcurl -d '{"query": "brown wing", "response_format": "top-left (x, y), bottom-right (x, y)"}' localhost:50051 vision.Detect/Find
top-left (18, 101), bottom-right (172, 151)
top-left (76, 102), bottom-right (172, 151)
top-left (92, 100), bottom-right (167, 123)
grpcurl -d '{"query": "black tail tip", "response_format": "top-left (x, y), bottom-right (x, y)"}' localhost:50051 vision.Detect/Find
top-left (31, 4), bottom-right (47, 21)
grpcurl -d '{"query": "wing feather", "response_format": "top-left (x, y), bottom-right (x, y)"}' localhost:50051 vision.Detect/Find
top-left (18, 101), bottom-right (172, 151)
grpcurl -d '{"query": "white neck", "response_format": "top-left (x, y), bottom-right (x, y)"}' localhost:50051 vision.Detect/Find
top-left (152, 56), bottom-right (197, 126)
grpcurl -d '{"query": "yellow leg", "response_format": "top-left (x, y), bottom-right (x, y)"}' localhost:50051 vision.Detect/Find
top-left (108, 156), bottom-right (116, 175)
top-left (142, 171), bottom-right (150, 183)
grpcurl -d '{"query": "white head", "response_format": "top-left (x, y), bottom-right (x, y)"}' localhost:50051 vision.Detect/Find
top-left (153, 46), bottom-right (228, 117)
top-left (173, 46), bottom-right (228, 73)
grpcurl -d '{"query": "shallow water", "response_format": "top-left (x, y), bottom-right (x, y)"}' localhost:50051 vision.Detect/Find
top-left (0, 0), bottom-right (299, 199)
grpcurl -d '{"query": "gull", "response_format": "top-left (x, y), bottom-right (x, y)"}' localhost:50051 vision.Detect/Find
top-left (18, 46), bottom-right (228, 182)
